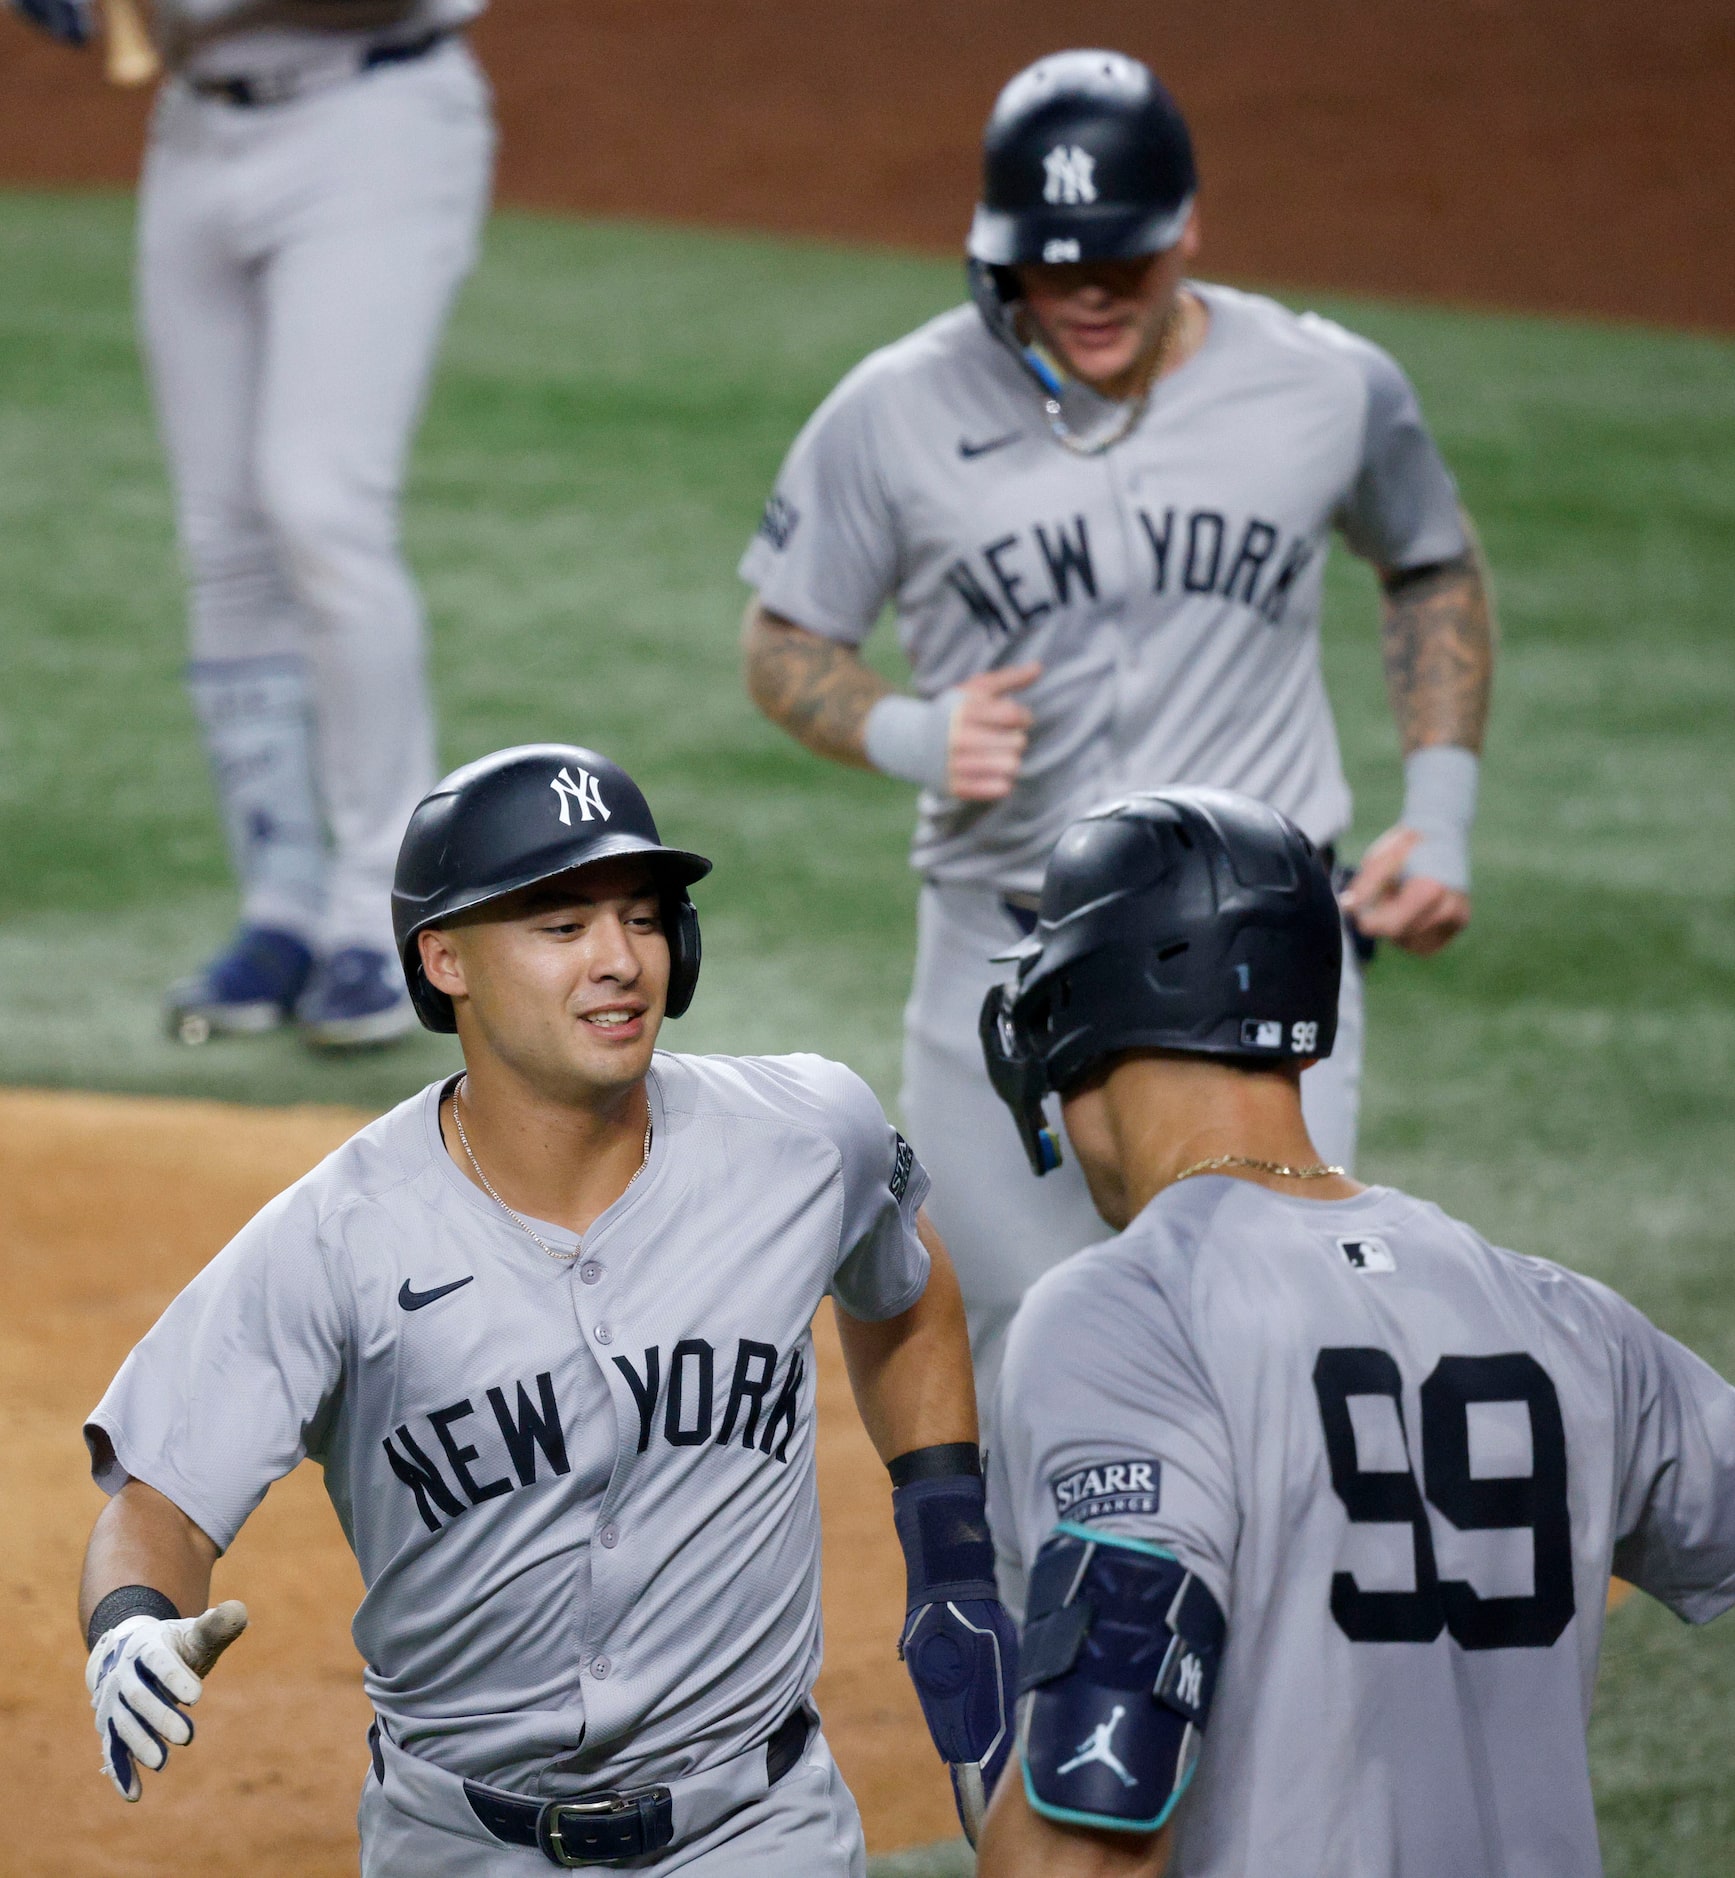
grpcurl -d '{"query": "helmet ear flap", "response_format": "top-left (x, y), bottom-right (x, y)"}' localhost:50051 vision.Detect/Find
top-left (979, 983), bottom-right (1064, 1177)
top-left (665, 896), bottom-right (702, 1019)
top-left (403, 934), bottom-right (457, 1034)
top-left (967, 257), bottom-right (1022, 349)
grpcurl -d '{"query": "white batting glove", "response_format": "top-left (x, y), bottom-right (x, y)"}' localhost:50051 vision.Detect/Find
top-left (85, 1601), bottom-right (248, 1802)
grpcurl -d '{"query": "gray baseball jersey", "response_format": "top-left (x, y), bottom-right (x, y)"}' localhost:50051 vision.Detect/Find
top-left (86, 1054), bottom-right (930, 1794)
top-left (989, 1177), bottom-right (1735, 1877)
top-left (739, 284), bottom-right (1466, 893)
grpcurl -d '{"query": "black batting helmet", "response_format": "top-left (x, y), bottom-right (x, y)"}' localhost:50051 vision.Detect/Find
top-left (392, 744), bottom-right (712, 1034)
top-left (980, 789), bottom-right (1340, 1176)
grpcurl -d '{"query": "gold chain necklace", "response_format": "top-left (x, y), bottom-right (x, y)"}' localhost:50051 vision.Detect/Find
top-left (1173, 1154), bottom-right (1345, 1185)
top-left (450, 1075), bottom-right (651, 1264)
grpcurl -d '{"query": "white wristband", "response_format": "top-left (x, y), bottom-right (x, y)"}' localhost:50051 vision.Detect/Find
top-left (1400, 745), bottom-right (1479, 891)
top-left (863, 691), bottom-right (960, 793)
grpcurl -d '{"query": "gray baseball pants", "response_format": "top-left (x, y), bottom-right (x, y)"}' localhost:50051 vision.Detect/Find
top-left (136, 40), bottom-right (493, 951)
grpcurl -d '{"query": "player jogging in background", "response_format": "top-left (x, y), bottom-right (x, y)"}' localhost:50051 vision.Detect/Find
top-left (77, 744), bottom-right (1016, 1872)
top-left (739, 49), bottom-right (1498, 1418)
top-left (11, 0), bottom-right (495, 1047)
top-left (974, 787), bottom-right (1735, 1878)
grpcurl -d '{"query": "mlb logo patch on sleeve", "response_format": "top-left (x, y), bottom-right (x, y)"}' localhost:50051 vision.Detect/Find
top-left (1338, 1235), bottom-right (1396, 1274)
top-left (1051, 1457), bottom-right (1162, 1522)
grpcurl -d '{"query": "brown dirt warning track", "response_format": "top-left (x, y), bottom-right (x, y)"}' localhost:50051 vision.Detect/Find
top-left (2, 1089), bottom-right (955, 1874)
top-left (0, 0), bottom-right (1732, 330)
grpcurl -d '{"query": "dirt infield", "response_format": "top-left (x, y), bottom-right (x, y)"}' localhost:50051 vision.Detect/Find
top-left (0, 0), bottom-right (1730, 330)
top-left (2, 1089), bottom-right (955, 1874)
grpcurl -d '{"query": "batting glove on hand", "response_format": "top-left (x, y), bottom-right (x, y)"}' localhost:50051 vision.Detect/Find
top-left (9, 0), bottom-right (95, 46)
top-left (85, 1601), bottom-right (249, 1801)
top-left (892, 1454), bottom-right (1018, 1846)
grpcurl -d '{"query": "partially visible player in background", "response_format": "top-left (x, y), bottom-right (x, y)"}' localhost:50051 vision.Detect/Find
top-left (739, 49), bottom-right (1497, 1418)
top-left (976, 788), bottom-right (1735, 1878)
top-left (11, 0), bottom-right (494, 1048)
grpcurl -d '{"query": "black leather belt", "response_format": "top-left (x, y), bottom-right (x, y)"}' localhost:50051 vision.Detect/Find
top-left (463, 1706), bottom-right (811, 1868)
top-left (189, 30), bottom-right (449, 107)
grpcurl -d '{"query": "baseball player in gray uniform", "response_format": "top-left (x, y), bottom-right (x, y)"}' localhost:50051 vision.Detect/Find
top-left (739, 50), bottom-right (1497, 1417)
top-left (12, 0), bottom-right (494, 1048)
top-left (77, 743), bottom-right (1018, 1871)
top-left (973, 787), bottom-right (1735, 1877)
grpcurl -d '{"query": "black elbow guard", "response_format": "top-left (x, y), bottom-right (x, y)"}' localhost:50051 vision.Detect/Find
top-left (1018, 1526), bottom-right (1226, 1833)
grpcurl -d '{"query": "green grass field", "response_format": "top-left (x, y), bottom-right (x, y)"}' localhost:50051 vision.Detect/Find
top-left (2, 191), bottom-right (1732, 1873)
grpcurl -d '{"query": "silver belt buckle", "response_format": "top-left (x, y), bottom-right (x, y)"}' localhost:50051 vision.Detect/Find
top-left (543, 1792), bottom-right (632, 1868)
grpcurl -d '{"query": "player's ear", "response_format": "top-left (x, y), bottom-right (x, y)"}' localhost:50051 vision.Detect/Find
top-left (418, 926), bottom-right (468, 1001)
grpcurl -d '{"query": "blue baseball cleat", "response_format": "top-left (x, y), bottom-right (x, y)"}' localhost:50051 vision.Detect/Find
top-left (297, 946), bottom-right (417, 1050)
top-left (165, 927), bottom-right (315, 1046)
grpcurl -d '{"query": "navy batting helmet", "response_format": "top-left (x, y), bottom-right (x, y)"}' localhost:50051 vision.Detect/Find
top-left (980, 789), bottom-right (1340, 1176)
top-left (968, 50), bottom-right (1197, 271)
top-left (392, 744), bottom-right (712, 1034)
top-left (966, 51), bottom-right (1198, 415)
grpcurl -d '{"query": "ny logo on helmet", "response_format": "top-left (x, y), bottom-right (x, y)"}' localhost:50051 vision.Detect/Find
top-left (550, 766), bottom-right (610, 826)
top-left (1042, 144), bottom-right (1098, 206)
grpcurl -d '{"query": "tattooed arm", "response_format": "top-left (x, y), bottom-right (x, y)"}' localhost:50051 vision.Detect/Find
top-left (741, 600), bottom-right (889, 769)
top-left (1342, 514), bottom-right (1497, 956)
top-left (741, 599), bottom-right (1041, 801)
top-left (1378, 526), bottom-right (1495, 756)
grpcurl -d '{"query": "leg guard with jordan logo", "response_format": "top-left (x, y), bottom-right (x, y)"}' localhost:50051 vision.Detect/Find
top-left (1018, 1525), bottom-right (1226, 1833)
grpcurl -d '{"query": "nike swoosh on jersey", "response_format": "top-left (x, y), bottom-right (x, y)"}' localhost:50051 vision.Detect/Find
top-left (398, 1275), bottom-right (475, 1312)
top-left (957, 430), bottom-right (1022, 460)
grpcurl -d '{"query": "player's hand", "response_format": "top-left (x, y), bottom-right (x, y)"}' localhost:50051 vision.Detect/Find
top-left (1341, 825), bottom-right (1470, 957)
top-left (86, 1601), bottom-right (249, 1801)
top-left (9, 0), bottom-right (95, 46)
top-left (947, 662), bottom-right (1042, 802)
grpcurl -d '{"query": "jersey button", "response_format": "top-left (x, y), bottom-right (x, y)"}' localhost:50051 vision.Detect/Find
top-left (579, 1261), bottom-right (603, 1285)
top-left (599, 1522), bottom-right (618, 1549)
top-left (591, 1656), bottom-right (611, 1680)
top-left (593, 1324), bottom-right (613, 1345)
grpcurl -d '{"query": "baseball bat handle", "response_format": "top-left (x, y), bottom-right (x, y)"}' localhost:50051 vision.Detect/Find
top-left (102, 0), bottom-right (161, 87)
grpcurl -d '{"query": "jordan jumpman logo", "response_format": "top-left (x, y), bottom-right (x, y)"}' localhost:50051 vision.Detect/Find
top-left (1056, 1704), bottom-right (1139, 1788)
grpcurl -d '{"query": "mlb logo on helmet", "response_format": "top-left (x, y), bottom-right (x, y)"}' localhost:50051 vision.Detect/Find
top-left (1240, 1018), bottom-right (1284, 1051)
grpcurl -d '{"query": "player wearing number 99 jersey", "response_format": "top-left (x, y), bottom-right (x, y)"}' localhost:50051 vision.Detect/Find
top-left (974, 788), bottom-right (1735, 1878)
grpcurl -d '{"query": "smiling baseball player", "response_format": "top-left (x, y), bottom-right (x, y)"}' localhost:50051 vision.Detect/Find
top-left (973, 788), bottom-right (1735, 1877)
top-left (10, 0), bottom-right (495, 1048)
top-left (78, 743), bottom-right (1016, 1872)
top-left (740, 49), bottom-right (1497, 1418)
